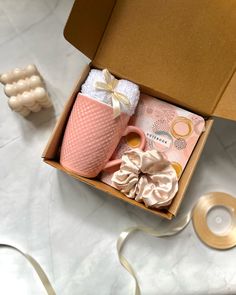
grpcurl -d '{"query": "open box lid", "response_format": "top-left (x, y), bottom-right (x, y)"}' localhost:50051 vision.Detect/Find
top-left (64, 0), bottom-right (236, 121)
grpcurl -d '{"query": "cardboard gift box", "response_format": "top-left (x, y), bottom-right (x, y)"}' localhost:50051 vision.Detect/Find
top-left (42, 0), bottom-right (236, 219)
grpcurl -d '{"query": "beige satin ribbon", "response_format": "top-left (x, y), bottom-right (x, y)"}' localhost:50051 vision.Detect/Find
top-left (117, 212), bottom-right (192, 295)
top-left (2, 194), bottom-right (234, 295)
top-left (112, 149), bottom-right (178, 208)
top-left (95, 69), bottom-right (130, 118)
top-left (117, 193), bottom-right (236, 294)
top-left (0, 244), bottom-right (56, 295)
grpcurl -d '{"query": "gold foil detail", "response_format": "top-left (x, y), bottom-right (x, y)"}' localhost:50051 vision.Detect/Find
top-left (171, 161), bottom-right (183, 179)
top-left (170, 116), bottom-right (193, 138)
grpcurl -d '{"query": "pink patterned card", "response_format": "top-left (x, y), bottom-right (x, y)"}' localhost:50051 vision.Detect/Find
top-left (100, 93), bottom-right (205, 186)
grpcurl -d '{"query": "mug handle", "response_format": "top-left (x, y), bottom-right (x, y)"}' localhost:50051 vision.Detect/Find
top-left (103, 126), bottom-right (146, 171)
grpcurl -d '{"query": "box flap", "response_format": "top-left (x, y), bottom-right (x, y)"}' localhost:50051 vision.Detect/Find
top-left (64, 0), bottom-right (116, 59)
top-left (65, 0), bottom-right (236, 120)
top-left (213, 70), bottom-right (236, 121)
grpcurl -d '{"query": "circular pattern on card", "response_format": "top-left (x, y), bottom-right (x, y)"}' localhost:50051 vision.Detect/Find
top-left (152, 119), bottom-right (169, 133)
top-left (171, 162), bottom-right (182, 178)
top-left (154, 103), bottom-right (176, 122)
top-left (146, 106), bottom-right (153, 114)
top-left (170, 117), bottom-right (193, 139)
top-left (174, 138), bottom-right (187, 150)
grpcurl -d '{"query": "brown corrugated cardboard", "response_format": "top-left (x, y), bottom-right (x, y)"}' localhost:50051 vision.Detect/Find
top-left (64, 0), bottom-right (236, 121)
top-left (214, 71), bottom-right (236, 121)
top-left (64, 0), bottom-right (116, 59)
top-left (43, 66), bottom-right (213, 219)
top-left (43, 0), bottom-right (235, 219)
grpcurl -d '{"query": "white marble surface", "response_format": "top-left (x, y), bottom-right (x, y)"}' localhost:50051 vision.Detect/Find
top-left (0, 1), bottom-right (236, 294)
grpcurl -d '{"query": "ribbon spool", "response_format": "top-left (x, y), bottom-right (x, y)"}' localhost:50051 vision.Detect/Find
top-left (117, 192), bottom-right (236, 295)
top-left (192, 192), bottom-right (236, 250)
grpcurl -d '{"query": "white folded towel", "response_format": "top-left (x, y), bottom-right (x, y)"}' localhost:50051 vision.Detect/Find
top-left (81, 69), bottom-right (140, 116)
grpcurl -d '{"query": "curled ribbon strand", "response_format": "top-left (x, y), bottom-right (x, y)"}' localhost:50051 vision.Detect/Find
top-left (95, 69), bottom-right (130, 118)
top-left (0, 244), bottom-right (56, 295)
top-left (117, 212), bottom-right (192, 295)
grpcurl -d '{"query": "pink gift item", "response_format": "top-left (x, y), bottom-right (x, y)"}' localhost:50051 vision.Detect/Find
top-left (60, 94), bottom-right (145, 178)
top-left (100, 94), bottom-right (205, 201)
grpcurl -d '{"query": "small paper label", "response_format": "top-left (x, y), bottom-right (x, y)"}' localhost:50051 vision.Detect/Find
top-left (146, 132), bottom-right (172, 149)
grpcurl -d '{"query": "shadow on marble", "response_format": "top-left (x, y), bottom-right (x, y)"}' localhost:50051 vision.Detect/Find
top-left (0, 8), bottom-right (17, 45)
top-left (23, 107), bottom-right (56, 128)
top-left (213, 117), bottom-right (236, 148)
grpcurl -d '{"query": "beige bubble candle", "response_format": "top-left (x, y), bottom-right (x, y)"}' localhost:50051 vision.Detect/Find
top-left (0, 64), bottom-right (52, 117)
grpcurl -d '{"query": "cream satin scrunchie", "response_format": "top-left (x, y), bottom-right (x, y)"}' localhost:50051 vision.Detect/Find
top-left (112, 149), bottom-right (178, 208)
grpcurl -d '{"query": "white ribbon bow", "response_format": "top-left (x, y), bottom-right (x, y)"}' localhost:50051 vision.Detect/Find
top-left (95, 69), bottom-right (130, 118)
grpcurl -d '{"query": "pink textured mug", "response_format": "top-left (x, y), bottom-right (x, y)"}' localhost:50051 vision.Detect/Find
top-left (60, 94), bottom-right (146, 178)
